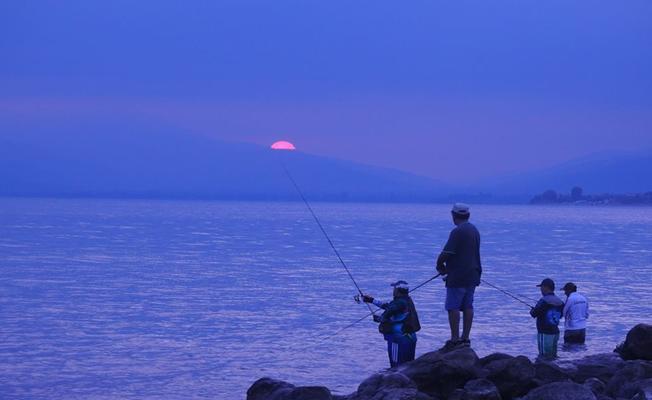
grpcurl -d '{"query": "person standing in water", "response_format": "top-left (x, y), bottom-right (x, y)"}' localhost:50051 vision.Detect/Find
top-left (530, 278), bottom-right (564, 358)
top-left (562, 282), bottom-right (589, 344)
top-left (436, 203), bottom-right (482, 350)
top-left (362, 280), bottom-right (421, 367)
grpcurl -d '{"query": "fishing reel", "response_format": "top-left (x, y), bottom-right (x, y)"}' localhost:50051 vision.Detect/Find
top-left (353, 294), bottom-right (361, 304)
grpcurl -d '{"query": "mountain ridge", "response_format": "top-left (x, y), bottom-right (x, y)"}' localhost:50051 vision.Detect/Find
top-left (0, 124), bottom-right (452, 202)
top-left (1, 122), bottom-right (651, 202)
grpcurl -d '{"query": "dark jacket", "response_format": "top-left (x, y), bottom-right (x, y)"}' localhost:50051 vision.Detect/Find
top-left (441, 222), bottom-right (482, 288)
top-left (375, 295), bottom-right (421, 335)
top-left (530, 293), bottom-right (564, 334)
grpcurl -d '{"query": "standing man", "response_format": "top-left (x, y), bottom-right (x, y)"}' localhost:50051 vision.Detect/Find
top-left (562, 282), bottom-right (589, 344)
top-left (436, 203), bottom-right (482, 350)
top-left (362, 280), bottom-right (421, 367)
top-left (530, 278), bottom-right (564, 358)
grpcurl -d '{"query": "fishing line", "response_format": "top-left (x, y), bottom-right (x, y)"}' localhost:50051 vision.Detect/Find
top-left (299, 273), bottom-right (443, 348)
top-left (419, 251), bottom-right (536, 307)
top-left (480, 278), bottom-right (535, 309)
top-left (278, 159), bottom-right (376, 315)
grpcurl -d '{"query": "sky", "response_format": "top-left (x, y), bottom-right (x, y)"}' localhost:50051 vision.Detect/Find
top-left (1, 1), bottom-right (651, 182)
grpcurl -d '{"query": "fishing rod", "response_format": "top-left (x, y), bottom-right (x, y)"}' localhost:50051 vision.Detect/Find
top-left (418, 251), bottom-right (537, 307)
top-left (278, 160), bottom-right (376, 315)
top-left (307, 273), bottom-right (443, 346)
top-left (481, 278), bottom-right (535, 309)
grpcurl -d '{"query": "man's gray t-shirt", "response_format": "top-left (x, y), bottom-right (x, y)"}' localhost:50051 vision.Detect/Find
top-left (442, 221), bottom-right (482, 288)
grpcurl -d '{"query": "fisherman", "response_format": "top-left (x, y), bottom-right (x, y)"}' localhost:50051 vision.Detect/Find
top-left (436, 203), bottom-right (482, 350)
top-left (362, 280), bottom-right (421, 367)
top-left (562, 282), bottom-right (589, 344)
top-left (530, 278), bottom-right (564, 358)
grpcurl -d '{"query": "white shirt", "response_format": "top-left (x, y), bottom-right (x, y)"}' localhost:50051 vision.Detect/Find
top-left (563, 292), bottom-right (589, 330)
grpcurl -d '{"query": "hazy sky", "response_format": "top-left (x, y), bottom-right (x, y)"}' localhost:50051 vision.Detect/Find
top-left (1, 1), bottom-right (651, 181)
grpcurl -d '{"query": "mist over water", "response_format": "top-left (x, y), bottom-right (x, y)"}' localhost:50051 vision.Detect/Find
top-left (1, 199), bottom-right (651, 399)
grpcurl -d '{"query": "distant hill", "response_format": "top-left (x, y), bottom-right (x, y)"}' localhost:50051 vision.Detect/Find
top-left (470, 151), bottom-right (652, 197)
top-left (0, 122), bottom-right (451, 202)
top-left (2, 119), bottom-right (650, 203)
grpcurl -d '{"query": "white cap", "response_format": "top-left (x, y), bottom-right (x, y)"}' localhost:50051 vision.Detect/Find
top-left (390, 280), bottom-right (409, 290)
top-left (452, 203), bottom-right (470, 215)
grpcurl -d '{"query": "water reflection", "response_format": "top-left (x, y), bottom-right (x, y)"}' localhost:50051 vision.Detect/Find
top-left (0, 199), bottom-right (650, 399)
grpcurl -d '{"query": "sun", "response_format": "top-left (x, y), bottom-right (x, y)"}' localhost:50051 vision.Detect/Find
top-left (270, 140), bottom-right (296, 151)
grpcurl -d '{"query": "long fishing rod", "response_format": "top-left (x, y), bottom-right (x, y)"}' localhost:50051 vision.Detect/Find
top-left (418, 251), bottom-right (537, 307)
top-left (481, 278), bottom-right (535, 309)
top-left (306, 273), bottom-right (443, 346)
top-left (278, 160), bottom-right (376, 315)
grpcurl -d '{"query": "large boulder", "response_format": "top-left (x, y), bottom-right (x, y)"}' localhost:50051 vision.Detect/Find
top-left (606, 361), bottom-right (652, 399)
top-left (631, 379), bottom-right (652, 400)
top-left (616, 324), bottom-right (652, 361)
top-left (484, 355), bottom-right (536, 400)
top-left (247, 378), bottom-right (295, 400)
top-left (533, 359), bottom-right (573, 385)
top-left (399, 347), bottom-right (481, 397)
top-left (351, 387), bottom-right (434, 400)
top-left (521, 382), bottom-right (596, 400)
top-left (582, 377), bottom-right (606, 397)
top-left (479, 354), bottom-right (514, 368)
top-left (246, 378), bottom-right (332, 400)
top-left (350, 372), bottom-right (434, 400)
top-left (571, 353), bottom-right (625, 383)
top-left (461, 379), bottom-right (502, 400)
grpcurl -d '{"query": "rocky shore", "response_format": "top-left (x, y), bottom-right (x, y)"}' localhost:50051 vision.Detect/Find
top-left (247, 324), bottom-right (652, 400)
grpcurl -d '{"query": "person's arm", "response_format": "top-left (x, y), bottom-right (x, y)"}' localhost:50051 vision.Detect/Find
top-left (585, 297), bottom-right (589, 319)
top-left (362, 294), bottom-right (388, 309)
top-left (477, 234), bottom-right (482, 277)
top-left (436, 252), bottom-right (450, 274)
top-left (379, 298), bottom-right (407, 319)
top-left (562, 297), bottom-right (571, 319)
top-left (530, 299), bottom-right (545, 318)
top-left (372, 298), bottom-right (390, 309)
top-left (437, 229), bottom-right (459, 274)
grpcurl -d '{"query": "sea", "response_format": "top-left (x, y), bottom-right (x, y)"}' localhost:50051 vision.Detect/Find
top-left (1, 198), bottom-right (651, 399)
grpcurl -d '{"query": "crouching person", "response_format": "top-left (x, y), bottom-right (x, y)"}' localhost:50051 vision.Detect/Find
top-left (362, 280), bottom-right (421, 367)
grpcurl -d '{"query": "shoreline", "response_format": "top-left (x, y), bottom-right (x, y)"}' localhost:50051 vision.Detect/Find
top-left (247, 324), bottom-right (652, 400)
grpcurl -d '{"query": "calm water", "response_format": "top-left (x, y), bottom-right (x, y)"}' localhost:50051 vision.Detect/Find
top-left (1, 199), bottom-right (651, 399)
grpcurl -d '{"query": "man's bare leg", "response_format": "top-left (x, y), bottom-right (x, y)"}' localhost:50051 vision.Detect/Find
top-left (448, 310), bottom-right (460, 341)
top-left (461, 308), bottom-right (474, 341)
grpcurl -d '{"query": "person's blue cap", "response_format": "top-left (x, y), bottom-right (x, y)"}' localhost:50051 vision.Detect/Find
top-left (537, 278), bottom-right (555, 290)
top-left (390, 280), bottom-right (409, 290)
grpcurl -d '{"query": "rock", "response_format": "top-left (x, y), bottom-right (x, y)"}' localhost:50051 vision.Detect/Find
top-left (357, 387), bottom-right (433, 400)
top-left (485, 355), bottom-right (536, 399)
top-left (447, 389), bottom-right (465, 400)
top-left (399, 347), bottom-right (481, 397)
top-left (246, 378), bottom-right (332, 400)
top-left (247, 378), bottom-right (295, 400)
top-left (461, 379), bottom-right (502, 400)
top-left (479, 353), bottom-right (514, 368)
top-left (357, 372), bottom-right (417, 394)
top-left (534, 359), bottom-right (573, 385)
top-left (521, 382), bottom-right (596, 400)
top-left (631, 379), bottom-right (652, 400)
top-left (288, 386), bottom-right (333, 400)
top-left (349, 371), bottom-right (435, 400)
top-left (606, 361), bottom-right (652, 399)
top-left (616, 324), bottom-right (652, 361)
top-left (354, 372), bottom-right (416, 398)
top-left (572, 353), bottom-right (625, 383)
top-left (582, 377), bottom-right (606, 396)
